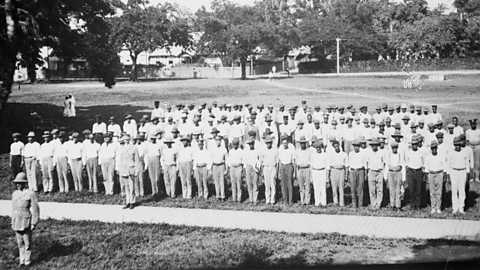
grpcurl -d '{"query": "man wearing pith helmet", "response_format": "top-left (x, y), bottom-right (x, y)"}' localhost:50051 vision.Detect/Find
top-left (118, 134), bottom-right (140, 209)
top-left (11, 172), bottom-right (40, 266)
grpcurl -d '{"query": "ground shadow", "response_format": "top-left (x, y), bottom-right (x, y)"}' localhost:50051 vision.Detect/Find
top-left (34, 236), bottom-right (83, 264)
top-left (0, 102), bottom-right (149, 153)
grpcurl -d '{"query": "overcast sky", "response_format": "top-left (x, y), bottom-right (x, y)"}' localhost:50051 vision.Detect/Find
top-left (149, 0), bottom-right (455, 13)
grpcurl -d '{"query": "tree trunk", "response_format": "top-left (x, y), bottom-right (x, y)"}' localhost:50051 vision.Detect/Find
top-left (27, 62), bottom-right (36, 83)
top-left (240, 56), bottom-right (247, 80)
top-left (130, 52), bottom-right (138, 81)
top-left (0, 58), bottom-right (17, 120)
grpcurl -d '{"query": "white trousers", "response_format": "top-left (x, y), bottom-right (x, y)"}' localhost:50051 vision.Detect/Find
top-left (450, 170), bottom-right (467, 212)
top-left (312, 169), bottom-right (327, 206)
top-left (263, 166), bottom-right (277, 204)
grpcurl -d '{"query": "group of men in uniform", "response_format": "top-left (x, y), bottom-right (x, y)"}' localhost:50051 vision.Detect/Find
top-left (9, 100), bottom-right (480, 213)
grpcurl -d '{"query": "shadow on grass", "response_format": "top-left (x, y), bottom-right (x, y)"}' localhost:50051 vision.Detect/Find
top-left (0, 102), bottom-right (149, 153)
top-left (34, 237), bottom-right (83, 264)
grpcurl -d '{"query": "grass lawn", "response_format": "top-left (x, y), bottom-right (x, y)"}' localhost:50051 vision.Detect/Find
top-left (0, 75), bottom-right (479, 220)
top-left (0, 216), bottom-right (479, 269)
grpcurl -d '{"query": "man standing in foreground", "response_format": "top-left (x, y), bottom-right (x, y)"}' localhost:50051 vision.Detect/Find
top-left (261, 135), bottom-right (279, 205)
top-left (365, 138), bottom-right (386, 210)
top-left (348, 140), bottom-right (366, 208)
top-left (117, 135), bottom-right (139, 209)
top-left (424, 141), bottom-right (446, 214)
top-left (278, 135), bottom-right (295, 204)
top-left (448, 137), bottom-right (473, 214)
top-left (210, 135), bottom-right (228, 201)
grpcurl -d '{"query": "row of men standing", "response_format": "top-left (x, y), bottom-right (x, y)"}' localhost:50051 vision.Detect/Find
top-left (9, 101), bottom-right (480, 211)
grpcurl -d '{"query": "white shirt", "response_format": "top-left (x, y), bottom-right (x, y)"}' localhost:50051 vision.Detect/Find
top-left (84, 140), bottom-right (101, 159)
top-left (39, 141), bottom-right (55, 161)
top-left (151, 107), bottom-right (164, 120)
top-left (99, 142), bottom-right (118, 161)
top-left (466, 128), bottom-right (480, 144)
top-left (92, 122), bottom-right (107, 134)
top-left (10, 141), bottom-right (24, 155)
top-left (348, 150), bottom-right (366, 169)
top-left (67, 142), bottom-right (86, 165)
top-left (424, 152), bottom-right (447, 173)
top-left (278, 144), bottom-right (295, 164)
top-left (123, 119), bottom-right (137, 138)
top-left (193, 147), bottom-right (212, 168)
top-left (23, 142), bottom-right (40, 158)
top-left (178, 146), bottom-right (194, 163)
top-left (107, 124), bottom-right (122, 137)
top-left (243, 147), bottom-right (261, 167)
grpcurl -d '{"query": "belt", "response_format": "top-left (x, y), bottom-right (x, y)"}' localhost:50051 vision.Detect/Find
top-left (71, 157), bottom-right (82, 161)
top-left (429, 170), bottom-right (444, 174)
top-left (370, 169), bottom-right (382, 172)
top-left (164, 164), bottom-right (176, 167)
top-left (452, 168), bottom-right (466, 171)
top-left (312, 167), bottom-right (325, 171)
top-left (213, 163), bottom-right (224, 166)
top-left (297, 165), bottom-right (310, 169)
top-left (350, 168), bottom-right (364, 171)
top-left (281, 163), bottom-right (292, 166)
top-left (196, 164), bottom-right (207, 168)
top-left (469, 141), bottom-right (480, 146)
top-left (389, 169), bottom-right (402, 172)
top-left (230, 163), bottom-right (242, 168)
top-left (264, 164), bottom-right (276, 167)
top-left (408, 167), bottom-right (422, 171)
top-left (24, 156), bottom-right (36, 159)
top-left (331, 166), bottom-right (344, 170)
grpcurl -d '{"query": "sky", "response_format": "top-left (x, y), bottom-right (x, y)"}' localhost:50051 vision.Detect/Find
top-left (149, 0), bottom-right (456, 13)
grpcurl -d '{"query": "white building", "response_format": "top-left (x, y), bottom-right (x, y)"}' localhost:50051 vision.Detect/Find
top-left (119, 46), bottom-right (194, 67)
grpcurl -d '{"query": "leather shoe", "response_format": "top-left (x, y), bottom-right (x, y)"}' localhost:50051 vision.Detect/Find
top-left (122, 204), bottom-right (130, 209)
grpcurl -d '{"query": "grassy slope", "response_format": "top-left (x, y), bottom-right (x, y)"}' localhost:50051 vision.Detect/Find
top-left (1, 76), bottom-right (479, 220)
top-left (1, 216), bottom-right (479, 269)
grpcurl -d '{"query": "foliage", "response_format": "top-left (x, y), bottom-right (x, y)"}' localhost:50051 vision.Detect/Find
top-left (390, 15), bottom-right (471, 59)
top-left (0, 0), bottom-right (117, 119)
top-left (195, 0), bottom-right (299, 79)
top-left (110, 0), bottom-right (192, 81)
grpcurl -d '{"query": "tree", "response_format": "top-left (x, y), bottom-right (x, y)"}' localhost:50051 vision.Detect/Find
top-left (0, 0), bottom-right (115, 118)
top-left (110, 0), bottom-right (192, 81)
top-left (389, 15), bottom-right (470, 59)
top-left (196, 0), bottom-right (284, 79)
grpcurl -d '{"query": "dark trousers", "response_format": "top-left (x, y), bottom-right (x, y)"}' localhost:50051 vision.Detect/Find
top-left (407, 167), bottom-right (423, 209)
top-left (349, 168), bottom-right (365, 207)
top-left (280, 163), bottom-right (293, 204)
top-left (11, 155), bottom-right (22, 180)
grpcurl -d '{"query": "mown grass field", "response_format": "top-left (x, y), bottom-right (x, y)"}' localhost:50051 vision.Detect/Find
top-left (1, 216), bottom-right (479, 269)
top-left (0, 75), bottom-right (480, 220)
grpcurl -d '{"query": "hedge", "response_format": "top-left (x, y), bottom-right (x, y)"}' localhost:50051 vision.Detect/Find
top-left (299, 58), bottom-right (480, 74)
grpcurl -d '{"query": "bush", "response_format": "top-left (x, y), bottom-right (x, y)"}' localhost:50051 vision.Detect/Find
top-left (298, 60), bottom-right (336, 74)
top-left (341, 58), bottom-right (480, 73)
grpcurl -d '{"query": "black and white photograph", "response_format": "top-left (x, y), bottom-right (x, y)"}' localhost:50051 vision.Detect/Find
top-left (0, 0), bottom-right (480, 269)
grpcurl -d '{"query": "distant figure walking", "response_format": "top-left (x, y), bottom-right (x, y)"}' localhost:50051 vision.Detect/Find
top-left (272, 66), bottom-right (276, 74)
top-left (268, 71), bottom-right (274, 83)
top-left (63, 96), bottom-right (71, 117)
top-left (63, 95), bottom-right (77, 118)
top-left (70, 94), bottom-right (76, 117)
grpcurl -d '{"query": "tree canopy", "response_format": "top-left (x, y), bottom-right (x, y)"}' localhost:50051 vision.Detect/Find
top-left (110, 0), bottom-right (192, 81)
